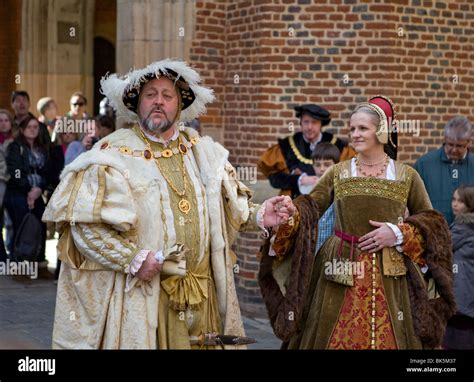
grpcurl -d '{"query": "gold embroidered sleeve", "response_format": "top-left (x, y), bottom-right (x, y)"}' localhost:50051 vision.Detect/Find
top-left (70, 223), bottom-right (139, 273)
top-left (398, 223), bottom-right (426, 266)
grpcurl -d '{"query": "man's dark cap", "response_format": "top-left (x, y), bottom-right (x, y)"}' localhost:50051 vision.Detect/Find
top-left (295, 104), bottom-right (331, 126)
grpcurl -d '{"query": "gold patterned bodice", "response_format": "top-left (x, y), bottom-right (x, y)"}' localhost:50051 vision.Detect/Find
top-left (332, 161), bottom-right (413, 237)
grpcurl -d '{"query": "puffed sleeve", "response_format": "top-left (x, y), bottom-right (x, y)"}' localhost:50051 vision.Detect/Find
top-left (43, 164), bottom-right (137, 231)
top-left (43, 164), bottom-right (139, 272)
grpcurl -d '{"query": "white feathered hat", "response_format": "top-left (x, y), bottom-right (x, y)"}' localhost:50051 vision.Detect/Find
top-left (100, 59), bottom-right (215, 123)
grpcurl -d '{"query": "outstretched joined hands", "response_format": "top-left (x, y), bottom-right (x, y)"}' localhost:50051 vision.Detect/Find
top-left (262, 195), bottom-right (296, 228)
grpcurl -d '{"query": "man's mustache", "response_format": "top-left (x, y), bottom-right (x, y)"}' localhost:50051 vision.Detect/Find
top-left (148, 107), bottom-right (168, 120)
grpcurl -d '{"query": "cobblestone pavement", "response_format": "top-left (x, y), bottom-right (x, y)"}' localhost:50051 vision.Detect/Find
top-left (0, 239), bottom-right (281, 350)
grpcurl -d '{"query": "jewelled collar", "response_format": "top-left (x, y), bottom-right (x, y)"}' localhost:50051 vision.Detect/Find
top-left (99, 128), bottom-right (199, 160)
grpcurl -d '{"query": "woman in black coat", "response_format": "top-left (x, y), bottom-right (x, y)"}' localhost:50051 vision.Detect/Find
top-left (4, 116), bottom-right (52, 278)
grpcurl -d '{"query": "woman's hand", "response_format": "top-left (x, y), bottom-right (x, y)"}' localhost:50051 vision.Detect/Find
top-left (27, 187), bottom-right (42, 209)
top-left (263, 195), bottom-right (296, 227)
top-left (358, 220), bottom-right (397, 252)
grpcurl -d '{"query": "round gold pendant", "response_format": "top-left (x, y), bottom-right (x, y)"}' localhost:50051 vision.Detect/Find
top-left (178, 199), bottom-right (191, 214)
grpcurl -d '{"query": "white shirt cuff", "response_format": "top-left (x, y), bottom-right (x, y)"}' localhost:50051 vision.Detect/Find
top-left (130, 250), bottom-right (150, 275)
top-left (386, 222), bottom-right (403, 248)
top-left (126, 249), bottom-right (151, 292)
top-left (256, 202), bottom-right (270, 238)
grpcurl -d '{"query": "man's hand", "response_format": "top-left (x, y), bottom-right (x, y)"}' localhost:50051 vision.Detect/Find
top-left (263, 195), bottom-right (296, 227)
top-left (136, 251), bottom-right (163, 281)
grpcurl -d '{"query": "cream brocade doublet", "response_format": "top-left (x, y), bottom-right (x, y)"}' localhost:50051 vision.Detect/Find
top-left (43, 126), bottom-right (262, 349)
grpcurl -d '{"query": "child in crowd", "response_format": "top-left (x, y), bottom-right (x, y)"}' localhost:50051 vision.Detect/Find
top-left (298, 142), bottom-right (340, 253)
top-left (443, 184), bottom-right (474, 349)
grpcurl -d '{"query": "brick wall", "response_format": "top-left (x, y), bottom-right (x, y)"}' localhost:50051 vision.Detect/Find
top-left (190, 1), bottom-right (227, 135)
top-left (0, 0), bottom-right (22, 111)
top-left (192, 0), bottom-right (474, 317)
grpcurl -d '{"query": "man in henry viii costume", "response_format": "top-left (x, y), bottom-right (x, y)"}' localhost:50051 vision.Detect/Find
top-left (43, 59), bottom-right (294, 349)
top-left (257, 104), bottom-right (356, 198)
top-left (259, 96), bottom-right (456, 349)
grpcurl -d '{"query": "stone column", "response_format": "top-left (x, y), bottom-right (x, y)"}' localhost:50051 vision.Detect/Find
top-left (18, 0), bottom-right (95, 117)
top-left (116, 0), bottom-right (195, 74)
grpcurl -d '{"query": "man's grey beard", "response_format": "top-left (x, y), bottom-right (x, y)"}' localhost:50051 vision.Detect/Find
top-left (141, 116), bottom-right (174, 135)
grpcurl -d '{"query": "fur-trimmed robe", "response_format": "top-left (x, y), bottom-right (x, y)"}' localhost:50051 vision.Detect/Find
top-left (43, 126), bottom-right (261, 349)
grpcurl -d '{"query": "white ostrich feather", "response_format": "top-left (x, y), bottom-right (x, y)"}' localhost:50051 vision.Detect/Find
top-left (100, 59), bottom-right (215, 124)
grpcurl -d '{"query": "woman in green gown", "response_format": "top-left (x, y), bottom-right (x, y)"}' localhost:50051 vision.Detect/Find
top-left (259, 96), bottom-right (456, 349)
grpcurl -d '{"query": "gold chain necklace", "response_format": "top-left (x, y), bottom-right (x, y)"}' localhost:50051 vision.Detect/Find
top-left (135, 127), bottom-right (191, 214)
top-left (355, 154), bottom-right (389, 178)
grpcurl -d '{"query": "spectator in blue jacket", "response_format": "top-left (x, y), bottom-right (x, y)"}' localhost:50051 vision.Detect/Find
top-left (414, 116), bottom-right (474, 224)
